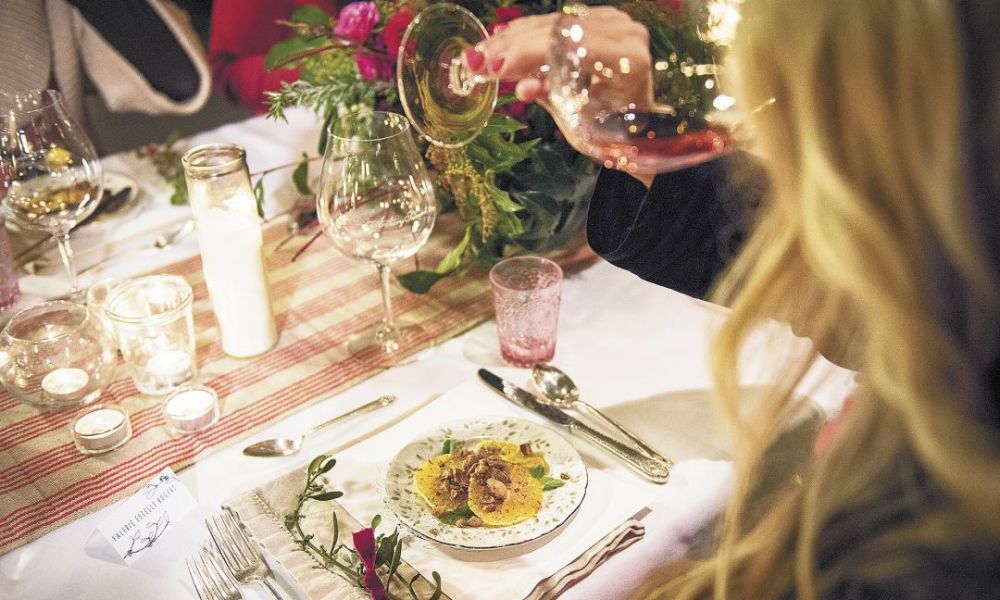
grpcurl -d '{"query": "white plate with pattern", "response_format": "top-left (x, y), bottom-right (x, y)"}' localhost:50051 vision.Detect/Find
top-left (382, 417), bottom-right (588, 551)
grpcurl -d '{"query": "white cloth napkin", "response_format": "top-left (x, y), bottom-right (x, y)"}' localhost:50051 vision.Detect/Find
top-left (328, 379), bottom-right (660, 600)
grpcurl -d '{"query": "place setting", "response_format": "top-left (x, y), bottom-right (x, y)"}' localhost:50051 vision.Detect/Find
top-left (0, 2), bottom-right (861, 600)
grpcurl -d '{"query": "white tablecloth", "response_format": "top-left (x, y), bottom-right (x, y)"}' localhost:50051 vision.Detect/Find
top-left (0, 110), bottom-right (852, 599)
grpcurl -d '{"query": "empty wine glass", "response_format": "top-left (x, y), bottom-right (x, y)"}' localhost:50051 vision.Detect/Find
top-left (315, 111), bottom-right (437, 367)
top-left (0, 89), bottom-right (103, 297)
top-left (397, 2), bottom-right (745, 174)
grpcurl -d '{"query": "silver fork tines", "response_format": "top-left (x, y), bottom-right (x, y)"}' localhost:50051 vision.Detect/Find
top-left (207, 506), bottom-right (284, 600)
top-left (186, 547), bottom-right (242, 600)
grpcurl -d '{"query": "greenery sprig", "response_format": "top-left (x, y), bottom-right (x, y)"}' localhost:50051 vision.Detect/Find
top-left (285, 455), bottom-right (444, 600)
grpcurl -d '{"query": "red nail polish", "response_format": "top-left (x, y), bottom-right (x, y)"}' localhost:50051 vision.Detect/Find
top-left (463, 47), bottom-right (485, 72)
top-left (490, 57), bottom-right (505, 73)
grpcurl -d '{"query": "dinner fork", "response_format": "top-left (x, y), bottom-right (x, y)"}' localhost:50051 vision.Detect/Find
top-left (186, 546), bottom-right (243, 600)
top-left (207, 506), bottom-right (285, 600)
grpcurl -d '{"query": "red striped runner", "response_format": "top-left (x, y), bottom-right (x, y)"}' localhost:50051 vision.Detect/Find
top-left (0, 214), bottom-right (596, 555)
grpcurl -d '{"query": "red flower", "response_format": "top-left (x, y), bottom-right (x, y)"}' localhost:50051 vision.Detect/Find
top-left (334, 1), bottom-right (380, 43)
top-left (352, 528), bottom-right (387, 600)
top-left (488, 6), bottom-right (523, 34)
top-left (383, 7), bottom-right (414, 59)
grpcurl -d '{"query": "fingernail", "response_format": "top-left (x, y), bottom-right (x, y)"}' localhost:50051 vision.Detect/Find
top-left (463, 47), bottom-right (485, 72)
top-left (489, 57), bottom-right (505, 74)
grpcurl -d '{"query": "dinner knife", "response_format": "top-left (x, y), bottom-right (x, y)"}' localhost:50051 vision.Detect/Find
top-left (478, 368), bottom-right (672, 484)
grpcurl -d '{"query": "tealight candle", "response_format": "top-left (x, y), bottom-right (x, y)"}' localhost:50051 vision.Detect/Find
top-left (146, 350), bottom-right (193, 388)
top-left (162, 385), bottom-right (219, 434)
top-left (70, 404), bottom-right (131, 455)
top-left (42, 367), bottom-right (90, 402)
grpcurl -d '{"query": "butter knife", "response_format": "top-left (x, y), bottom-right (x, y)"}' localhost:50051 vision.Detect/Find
top-left (478, 368), bottom-right (672, 484)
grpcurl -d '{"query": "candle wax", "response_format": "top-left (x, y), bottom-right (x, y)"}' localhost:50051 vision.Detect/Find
top-left (165, 389), bottom-right (215, 418)
top-left (42, 367), bottom-right (89, 397)
top-left (74, 408), bottom-right (125, 436)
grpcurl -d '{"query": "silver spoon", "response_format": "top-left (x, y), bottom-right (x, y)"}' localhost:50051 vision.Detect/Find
top-left (242, 395), bottom-right (395, 457)
top-left (531, 364), bottom-right (672, 466)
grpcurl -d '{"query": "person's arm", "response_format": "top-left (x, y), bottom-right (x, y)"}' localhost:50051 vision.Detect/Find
top-left (65, 0), bottom-right (201, 102)
top-left (587, 152), bottom-right (767, 299)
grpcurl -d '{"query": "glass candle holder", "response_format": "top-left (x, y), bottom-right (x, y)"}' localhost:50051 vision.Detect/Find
top-left (0, 301), bottom-right (117, 410)
top-left (105, 275), bottom-right (196, 395)
top-left (70, 403), bottom-right (131, 454)
top-left (182, 144), bottom-right (278, 358)
top-left (162, 384), bottom-right (219, 434)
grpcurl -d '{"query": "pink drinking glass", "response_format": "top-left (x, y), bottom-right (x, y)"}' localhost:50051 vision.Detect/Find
top-left (489, 256), bottom-right (563, 368)
top-left (0, 221), bottom-right (21, 311)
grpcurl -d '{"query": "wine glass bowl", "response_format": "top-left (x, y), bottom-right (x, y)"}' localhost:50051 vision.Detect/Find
top-left (0, 89), bottom-right (103, 295)
top-left (316, 111), bottom-right (437, 366)
top-left (397, 3), bottom-right (498, 148)
top-left (0, 301), bottom-right (117, 411)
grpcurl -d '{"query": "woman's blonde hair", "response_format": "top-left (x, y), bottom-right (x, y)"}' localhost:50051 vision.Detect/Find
top-left (639, 0), bottom-right (1000, 597)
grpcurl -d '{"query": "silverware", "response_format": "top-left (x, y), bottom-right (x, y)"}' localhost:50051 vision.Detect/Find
top-left (242, 395), bottom-right (396, 457)
top-left (207, 507), bottom-right (285, 600)
top-left (22, 218), bottom-right (195, 275)
top-left (187, 546), bottom-right (243, 600)
top-left (478, 368), bottom-right (672, 484)
top-left (531, 363), bottom-right (670, 464)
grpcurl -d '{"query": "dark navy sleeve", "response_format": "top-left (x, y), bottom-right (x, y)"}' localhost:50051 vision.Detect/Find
top-left (586, 152), bottom-right (766, 299)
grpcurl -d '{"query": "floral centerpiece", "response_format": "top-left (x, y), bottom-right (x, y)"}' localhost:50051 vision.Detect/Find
top-left (265, 1), bottom-right (726, 292)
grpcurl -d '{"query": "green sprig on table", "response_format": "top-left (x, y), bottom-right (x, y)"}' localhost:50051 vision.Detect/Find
top-left (285, 454), bottom-right (444, 599)
top-left (135, 130), bottom-right (188, 206)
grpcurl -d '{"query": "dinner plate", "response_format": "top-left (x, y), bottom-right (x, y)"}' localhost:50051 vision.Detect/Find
top-left (383, 417), bottom-right (588, 551)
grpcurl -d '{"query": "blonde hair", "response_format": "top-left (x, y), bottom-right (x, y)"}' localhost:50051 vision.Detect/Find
top-left (639, 0), bottom-right (1000, 597)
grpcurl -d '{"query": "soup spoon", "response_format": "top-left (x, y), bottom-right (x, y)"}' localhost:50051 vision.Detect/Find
top-left (531, 364), bottom-right (670, 465)
top-left (243, 395), bottom-right (395, 457)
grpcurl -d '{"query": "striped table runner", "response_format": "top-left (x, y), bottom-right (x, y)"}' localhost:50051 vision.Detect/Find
top-left (0, 214), bottom-right (596, 554)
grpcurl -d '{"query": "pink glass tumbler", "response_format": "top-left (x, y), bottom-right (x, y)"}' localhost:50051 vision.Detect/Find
top-left (0, 221), bottom-right (21, 311)
top-left (489, 256), bottom-right (563, 368)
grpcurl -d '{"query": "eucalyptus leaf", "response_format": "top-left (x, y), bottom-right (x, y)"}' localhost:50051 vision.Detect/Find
top-left (308, 454), bottom-right (328, 475)
top-left (253, 178), bottom-right (265, 218)
top-left (397, 270), bottom-right (448, 294)
top-left (308, 491), bottom-right (344, 501)
top-left (320, 457), bottom-right (337, 473)
top-left (292, 152), bottom-right (312, 195)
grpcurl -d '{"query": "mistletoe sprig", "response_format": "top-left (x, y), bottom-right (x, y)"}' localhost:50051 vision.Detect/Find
top-left (284, 455), bottom-right (444, 600)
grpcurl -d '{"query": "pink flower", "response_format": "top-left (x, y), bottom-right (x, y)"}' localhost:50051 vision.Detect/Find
top-left (488, 6), bottom-right (523, 34)
top-left (352, 528), bottom-right (387, 600)
top-left (355, 54), bottom-right (393, 82)
top-left (383, 7), bottom-right (414, 59)
top-left (334, 2), bottom-right (380, 43)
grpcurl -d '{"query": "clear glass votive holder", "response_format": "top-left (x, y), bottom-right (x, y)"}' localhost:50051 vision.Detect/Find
top-left (489, 256), bottom-right (563, 368)
top-left (105, 275), bottom-right (196, 396)
top-left (162, 384), bottom-right (219, 435)
top-left (70, 403), bottom-right (131, 455)
top-left (0, 301), bottom-right (117, 410)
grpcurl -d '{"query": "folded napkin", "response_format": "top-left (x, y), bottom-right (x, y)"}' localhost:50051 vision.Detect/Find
top-left (228, 379), bottom-right (657, 599)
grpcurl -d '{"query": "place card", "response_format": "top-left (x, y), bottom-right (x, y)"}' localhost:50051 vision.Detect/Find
top-left (97, 467), bottom-right (197, 565)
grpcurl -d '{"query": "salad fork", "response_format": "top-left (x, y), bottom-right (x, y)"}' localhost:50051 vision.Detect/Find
top-left (186, 547), bottom-right (243, 600)
top-left (207, 506), bottom-right (285, 600)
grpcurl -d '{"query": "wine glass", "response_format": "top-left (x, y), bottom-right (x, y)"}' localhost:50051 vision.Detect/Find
top-left (0, 89), bottom-right (103, 298)
top-left (397, 2), bottom-right (744, 175)
top-left (315, 111), bottom-right (437, 367)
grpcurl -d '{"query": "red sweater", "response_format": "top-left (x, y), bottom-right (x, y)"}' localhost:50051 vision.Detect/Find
top-left (210, 0), bottom-right (339, 112)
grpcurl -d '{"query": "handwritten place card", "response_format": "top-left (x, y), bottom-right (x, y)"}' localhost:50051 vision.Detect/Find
top-left (97, 467), bottom-right (197, 565)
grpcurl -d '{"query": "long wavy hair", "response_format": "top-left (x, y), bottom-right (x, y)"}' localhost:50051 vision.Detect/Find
top-left (638, 0), bottom-right (1000, 597)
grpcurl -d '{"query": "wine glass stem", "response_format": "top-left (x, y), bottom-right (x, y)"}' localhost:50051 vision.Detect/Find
top-left (53, 232), bottom-right (81, 294)
top-left (376, 262), bottom-right (399, 345)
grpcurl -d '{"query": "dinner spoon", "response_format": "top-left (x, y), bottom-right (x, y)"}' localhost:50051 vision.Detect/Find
top-left (531, 364), bottom-right (670, 465)
top-left (242, 395), bottom-right (396, 457)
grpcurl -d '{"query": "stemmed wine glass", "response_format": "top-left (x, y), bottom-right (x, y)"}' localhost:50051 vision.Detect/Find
top-left (0, 89), bottom-right (103, 298)
top-left (315, 111), bottom-right (437, 367)
top-left (397, 2), bottom-right (743, 174)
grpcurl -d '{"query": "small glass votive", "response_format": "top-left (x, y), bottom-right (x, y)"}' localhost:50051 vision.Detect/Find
top-left (70, 403), bottom-right (132, 455)
top-left (162, 384), bottom-right (219, 434)
top-left (489, 256), bottom-right (564, 367)
top-left (105, 275), bottom-right (197, 396)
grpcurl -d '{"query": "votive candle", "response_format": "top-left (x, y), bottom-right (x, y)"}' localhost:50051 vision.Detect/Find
top-left (70, 404), bottom-right (131, 454)
top-left (162, 385), bottom-right (219, 434)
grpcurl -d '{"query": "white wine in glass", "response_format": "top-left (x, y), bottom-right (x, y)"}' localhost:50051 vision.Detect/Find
top-left (316, 111), bottom-right (437, 367)
top-left (0, 89), bottom-right (102, 297)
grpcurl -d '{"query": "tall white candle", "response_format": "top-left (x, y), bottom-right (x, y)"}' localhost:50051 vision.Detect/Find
top-left (195, 203), bottom-right (278, 358)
